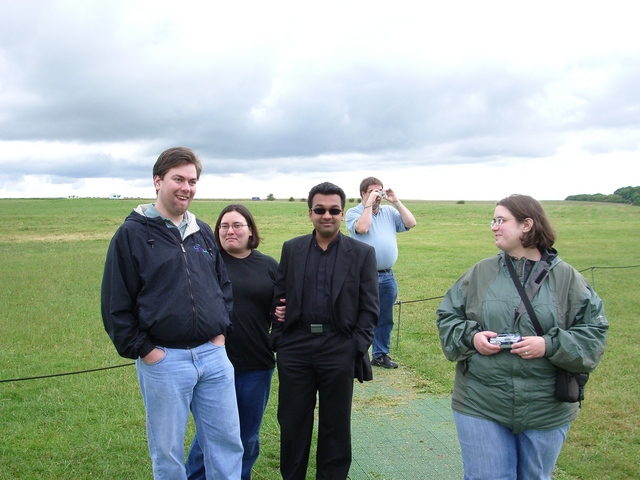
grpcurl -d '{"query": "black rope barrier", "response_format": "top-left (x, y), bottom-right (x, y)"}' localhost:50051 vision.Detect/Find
top-left (0, 363), bottom-right (135, 384)
top-left (578, 264), bottom-right (640, 288)
top-left (395, 296), bottom-right (444, 350)
top-left (2, 265), bottom-right (638, 384)
top-left (394, 263), bottom-right (640, 351)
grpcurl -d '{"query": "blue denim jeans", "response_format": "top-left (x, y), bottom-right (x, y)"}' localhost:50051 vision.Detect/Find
top-left (136, 342), bottom-right (243, 480)
top-left (371, 270), bottom-right (398, 357)
top-left (186, 368), bottom-right (274, 480)
top-left (453, 411), bottom-right (570, 480)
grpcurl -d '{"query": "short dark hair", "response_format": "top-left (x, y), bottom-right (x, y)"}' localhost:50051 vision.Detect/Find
top-left (153, 147), bottom-right (202, 181)
top-left (496, 194), bottom-right (556, 250)
top-left (307, 182), bottom-right (346, 209)
top-left (214, 204), bottom-right (261, 250)
top-left (359, 176), bottom-right (383, 196)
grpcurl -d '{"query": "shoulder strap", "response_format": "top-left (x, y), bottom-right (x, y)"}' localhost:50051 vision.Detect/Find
top-left (505, 251), bottom-right (555, 336)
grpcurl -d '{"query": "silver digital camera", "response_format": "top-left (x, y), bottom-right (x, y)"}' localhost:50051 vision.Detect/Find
top-left (489, 333), bottom-right (522, 348)
top-left (379, 190), bottom-right (387, 198)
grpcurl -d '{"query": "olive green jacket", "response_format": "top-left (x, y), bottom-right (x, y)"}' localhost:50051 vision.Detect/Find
top-left (436, 251), bottom-right (608, 433)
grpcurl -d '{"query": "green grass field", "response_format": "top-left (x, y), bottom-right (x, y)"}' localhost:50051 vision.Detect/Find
top-left (1, 198), bottom-right (638, 479)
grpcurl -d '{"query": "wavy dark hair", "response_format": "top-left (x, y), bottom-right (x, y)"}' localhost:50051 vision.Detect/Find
top-left (307, 182), bottom-right (346, 209)
top-left (497, 194), bottom-right (556, 250)
top-left (214, 204), bottom-right (261, 251)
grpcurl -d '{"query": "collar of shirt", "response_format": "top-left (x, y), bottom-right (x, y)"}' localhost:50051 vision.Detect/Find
top-left (311, 230), bottom-right (341, 251)
top-left (145, 204), bottom-right (189, 238)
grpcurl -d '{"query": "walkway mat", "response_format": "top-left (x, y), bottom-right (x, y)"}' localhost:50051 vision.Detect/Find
top-left (349, 368), bottom-right (463, 479)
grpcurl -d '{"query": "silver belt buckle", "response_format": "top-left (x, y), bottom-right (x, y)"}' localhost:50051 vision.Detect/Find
top-left (310, 324), bottom-right (323, 333)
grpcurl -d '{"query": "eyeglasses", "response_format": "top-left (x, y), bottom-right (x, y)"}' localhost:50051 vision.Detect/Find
top-left (312, 207), bottom-right (343, 216)
top-left (490, 218), bottom-right (508, 228)
top-left (219, 223), bottom-right (248, 231)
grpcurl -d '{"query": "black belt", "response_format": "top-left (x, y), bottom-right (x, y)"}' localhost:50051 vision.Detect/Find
top-left (378, 268), bottom-right (392, 273)
top-left (299, 323), bottom-right (334, 334)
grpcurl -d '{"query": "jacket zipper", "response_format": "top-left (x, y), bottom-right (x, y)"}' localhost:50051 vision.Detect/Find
top-left (179, 239), bottom-right (199, 338)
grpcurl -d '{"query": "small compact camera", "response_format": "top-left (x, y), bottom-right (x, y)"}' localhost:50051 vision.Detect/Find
top-left (489, 333), bottom-right (522, 348)
top-left (379, 190), bottom-right (387, 198)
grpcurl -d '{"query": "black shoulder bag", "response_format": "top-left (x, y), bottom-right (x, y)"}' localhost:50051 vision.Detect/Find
top-left (505, 254), bottom-right (588, 405)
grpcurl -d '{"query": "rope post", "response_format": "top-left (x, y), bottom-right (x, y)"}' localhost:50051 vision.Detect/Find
top-left (395, 300), bottom-right (402, 351)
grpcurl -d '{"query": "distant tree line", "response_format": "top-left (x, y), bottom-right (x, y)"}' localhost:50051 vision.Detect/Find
top-left (565, 186), bottom-right (640, 206)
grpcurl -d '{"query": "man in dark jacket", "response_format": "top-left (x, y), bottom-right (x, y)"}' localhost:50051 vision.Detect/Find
top-left (101, 147), bottom-right (243, 479)
top-left (270, 182), bottom-right (379, 480)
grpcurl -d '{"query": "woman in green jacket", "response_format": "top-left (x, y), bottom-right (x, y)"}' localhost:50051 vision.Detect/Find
top-left (437, 194), bottom-right (608, 480)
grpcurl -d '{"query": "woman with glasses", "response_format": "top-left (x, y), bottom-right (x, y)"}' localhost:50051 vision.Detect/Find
top-left (436, 194), bottom-right (608, 480)
top-left (186, 204), bottom-right (278, 480)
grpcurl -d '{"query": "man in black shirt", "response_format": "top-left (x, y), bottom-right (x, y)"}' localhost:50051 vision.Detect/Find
top-left (270, 182), bottom-right (379, 480)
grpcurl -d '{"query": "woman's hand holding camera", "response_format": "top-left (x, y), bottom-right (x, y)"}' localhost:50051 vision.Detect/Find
top-left (510, 336), bottom-right (545, 359)
top-left (473, 331), bottom-right (502, 355)
top-left (473, 332), bottom-right (545, 359)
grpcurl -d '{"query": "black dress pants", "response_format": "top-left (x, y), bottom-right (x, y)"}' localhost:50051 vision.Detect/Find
top-left (276, 329), bottom-right (356, 480)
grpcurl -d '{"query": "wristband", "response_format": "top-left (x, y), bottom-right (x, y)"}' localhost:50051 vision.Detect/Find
top-left (394, 201), bottom-right (402, 208)
top-left (364, 205), bottom-right (372, 209)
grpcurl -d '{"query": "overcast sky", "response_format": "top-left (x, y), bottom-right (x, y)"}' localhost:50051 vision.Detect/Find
top-left (1, 0), bottom-right (638, 201)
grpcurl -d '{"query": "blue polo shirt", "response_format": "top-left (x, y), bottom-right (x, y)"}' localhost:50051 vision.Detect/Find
top-left (345, 203), bottom-right (409, 270)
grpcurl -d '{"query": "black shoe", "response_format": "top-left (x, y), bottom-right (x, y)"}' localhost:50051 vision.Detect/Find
top-left (371, 354), bottom-right (398, 369)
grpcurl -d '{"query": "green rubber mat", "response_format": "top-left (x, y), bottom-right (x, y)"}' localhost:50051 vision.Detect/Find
top-left (349, 368), bottom-right (463, 479)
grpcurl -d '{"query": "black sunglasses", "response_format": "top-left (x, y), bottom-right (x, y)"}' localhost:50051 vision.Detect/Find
top-left (312, 207), bottom-right (343, 216)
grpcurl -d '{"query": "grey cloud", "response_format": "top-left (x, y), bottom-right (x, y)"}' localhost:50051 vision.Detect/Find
top-left (1, 153), bottom-right (149, 179)
top-left (1, 1), bottom-right (638, 192)
top-left (0, 3), bottom-right (563, 165)
top-left (577, 56), bottom-right (640, 130)
top-left (174, 62), bottom-right (561, 164)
